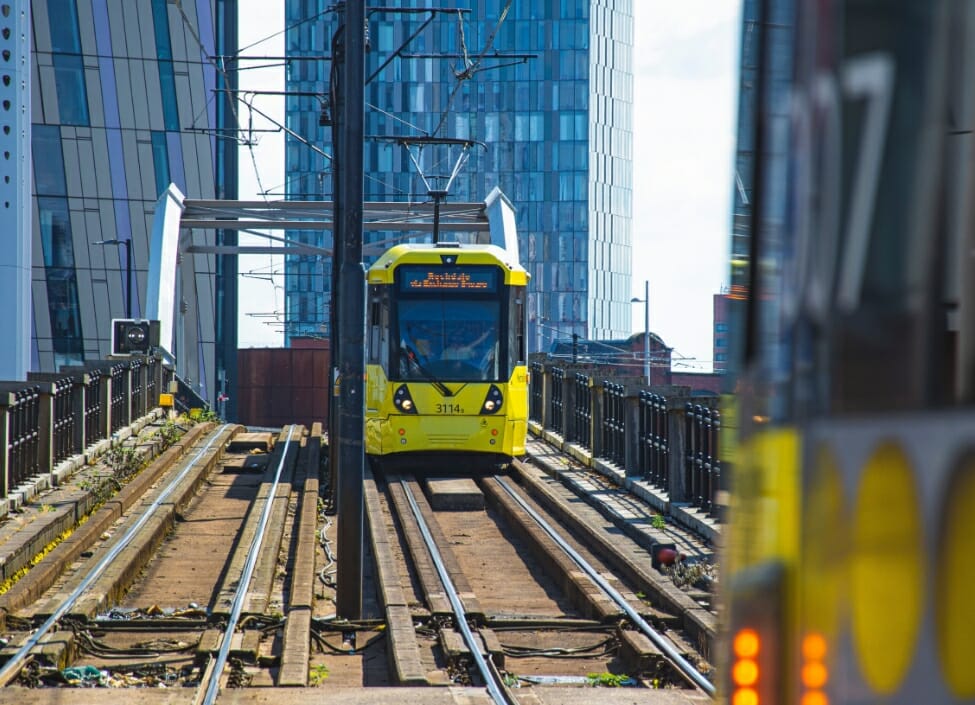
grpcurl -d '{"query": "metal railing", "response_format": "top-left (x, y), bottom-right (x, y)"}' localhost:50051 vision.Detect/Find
top-left (639, 392), bottom-right (669, 489)
top-left (3, 386), bottom-right (40, 493)
top-left (528, 359), bottom-right (723, 522)
top-left (83, 370), bottom-right (103, 444)
top-left (51, 377), bottom-right (77, 465)
top-left (129, 359), bottom-right (145, 419)
top-left (685, 404), bottom-right (720, 515)
top-left (601, 381), bottom-right (625, 466)
top-left (0, 357), bottom-right (177, 503)
top-left (549, 367), bottom-right (565, 433)
top-left (110, 363), bottom-right (128, 433)
top-left (571, 373), bottom-right (592, 449)
top-left (529, 362), bottom-right (544, 423)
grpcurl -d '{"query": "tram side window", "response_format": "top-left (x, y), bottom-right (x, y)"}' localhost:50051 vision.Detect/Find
top-left (367, 287), bottom-right (388, 366)
top-left (509, 287), bottom-right (525, 366)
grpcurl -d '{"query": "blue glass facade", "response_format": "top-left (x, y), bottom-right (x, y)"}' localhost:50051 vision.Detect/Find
top-left (284, 1), bottom-right (633, 351)
top-left (17, 0), bottom-right (233, 402)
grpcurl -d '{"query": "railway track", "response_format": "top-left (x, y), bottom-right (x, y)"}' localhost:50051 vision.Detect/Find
top-left (367, 464), bottom-right (717, 701)
top-left (0, 420), bottom-right (325, 701)
top-left (0, 417), bottom-right (716, 704)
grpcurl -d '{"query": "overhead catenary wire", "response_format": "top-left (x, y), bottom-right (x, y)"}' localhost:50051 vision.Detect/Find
top-left (432, 1), bottom-right (513, 136)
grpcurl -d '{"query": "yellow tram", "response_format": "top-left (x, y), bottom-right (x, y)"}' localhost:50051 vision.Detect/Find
top-left (721, 0), bottom-right (975, 703)
top-left (364, 242), bottom-right (529, 471)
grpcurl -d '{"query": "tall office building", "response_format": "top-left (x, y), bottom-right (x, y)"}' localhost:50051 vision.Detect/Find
top-left (4, 0), bottom-right (237, 404)
top-left (284, 1), bottom-right (634, 352)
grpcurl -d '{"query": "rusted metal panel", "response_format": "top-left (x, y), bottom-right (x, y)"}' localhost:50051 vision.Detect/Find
top-left (237, 346), bottom-right (330, 428)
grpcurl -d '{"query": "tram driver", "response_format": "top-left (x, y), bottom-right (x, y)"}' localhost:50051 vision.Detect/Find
top-left (443, 324), bottom-right (496, 372)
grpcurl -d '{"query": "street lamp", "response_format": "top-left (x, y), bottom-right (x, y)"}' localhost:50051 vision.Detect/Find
top-left (631, 280), bottom-right (650, 384)
top-left (94, 238), bottom-right (133, 318)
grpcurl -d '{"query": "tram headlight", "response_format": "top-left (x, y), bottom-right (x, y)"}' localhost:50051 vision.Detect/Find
top-left (480, 385), bottom-right (503, 415)
top-left (393, 385), bottom-right (418, 414)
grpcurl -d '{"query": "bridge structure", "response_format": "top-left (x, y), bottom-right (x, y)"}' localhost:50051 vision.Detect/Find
top-left (146, 182), bottom-right (521, 420)
top-left (0, 352), bottom-right (725, 540)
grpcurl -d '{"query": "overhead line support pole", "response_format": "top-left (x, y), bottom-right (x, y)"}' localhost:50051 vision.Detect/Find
top-left (329, 7), bottom-right (345, 512)
top-left (643, 280), bottom-right (650, 384)
top-left (335, 0), bottom-right (366, 620)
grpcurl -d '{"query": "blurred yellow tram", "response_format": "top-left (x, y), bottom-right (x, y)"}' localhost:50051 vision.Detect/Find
top-left (721, 0), bottom-right (975, 703)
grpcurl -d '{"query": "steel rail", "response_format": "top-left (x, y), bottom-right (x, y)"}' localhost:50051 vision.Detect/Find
top-left (0, 424), bottom-right (234, 687)
top-left (400, 479), bottom-right (518, 705)
top-left (200, 425), bottom-right (297, 705)
top-left (495, 476), bottom-right (716, 696)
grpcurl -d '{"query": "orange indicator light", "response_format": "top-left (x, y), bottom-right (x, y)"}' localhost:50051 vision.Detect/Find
top-left (801, 662), bottom-right (828, 689)
top-left (732, 688), bottom-right (759, 705)
top-left (802, 633), bottom-right (827, 661)
top-left (491, 429), bottom-right (499, 436)
top-left (733, 659), bottom-right (759, 687)
top-left (800, 692), bottom-right (828, 705)
top-left (398, 428), bottom-right (405, 436)
top-left (733, 629), bottom-right (760, 659)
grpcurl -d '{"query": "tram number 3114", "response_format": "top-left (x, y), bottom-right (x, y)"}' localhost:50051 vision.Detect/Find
top-left (436, 403), bottom-right (465, 414)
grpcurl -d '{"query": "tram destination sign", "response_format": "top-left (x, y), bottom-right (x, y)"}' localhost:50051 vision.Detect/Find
top-left (398, 265), bottom-right (497, 292)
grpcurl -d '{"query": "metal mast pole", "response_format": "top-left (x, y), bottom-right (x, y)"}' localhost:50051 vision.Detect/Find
top-left (124, 239), bottom-right (133, 318)
top-left (335, 0), bottom-right (365, 620)
top-left (643, 279), bottom-right (650, 384)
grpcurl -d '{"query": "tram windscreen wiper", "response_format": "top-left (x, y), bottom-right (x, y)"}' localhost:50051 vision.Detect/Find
top-left (402, 345), bottom-right (453, 397)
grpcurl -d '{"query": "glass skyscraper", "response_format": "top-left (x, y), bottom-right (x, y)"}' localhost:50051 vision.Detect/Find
top-left (5, 0), bottom-right (236, 405)
top-left (284, 1), bottom-right (633, 352)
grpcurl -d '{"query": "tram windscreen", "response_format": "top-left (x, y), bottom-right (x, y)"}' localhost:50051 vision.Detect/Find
top-left (395, 298), bottom-right (502, 382)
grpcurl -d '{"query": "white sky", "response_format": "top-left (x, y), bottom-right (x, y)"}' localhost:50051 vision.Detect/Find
top-left (235, 2), bottom-right (742, 372)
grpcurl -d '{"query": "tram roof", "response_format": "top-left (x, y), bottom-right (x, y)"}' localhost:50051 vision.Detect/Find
top-left (367, 242), bottom-right (528, 286)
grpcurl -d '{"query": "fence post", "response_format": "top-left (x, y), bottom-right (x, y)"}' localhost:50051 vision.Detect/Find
top-left (73, 373), bottom-right (89, 451)
top-left (35, 381), bottom-right (56, 476)
top-left (122, 363), bottom-right (133, 427)
top-left (668, 399), bottom-right (688, 503)
top-left (98, 370), bottom-right (112, 439)
top-left (146, 358), bottom-right (159, 411)
top-left (0, 391), bottom-right (13, 500)
top-left (592, 380), bottom-right (604, 459)
top-left (624, 392), bottom-right (641, 477)
top-left (561, 369), bottom-right (574, 441)
top-left (539, 364), bottom-right (549, 429)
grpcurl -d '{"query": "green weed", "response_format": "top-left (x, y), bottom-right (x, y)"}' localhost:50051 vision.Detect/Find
top-left (586, 671), bottom-right (631, 687)
top-left (309, 663), bottom-right (329, 686)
